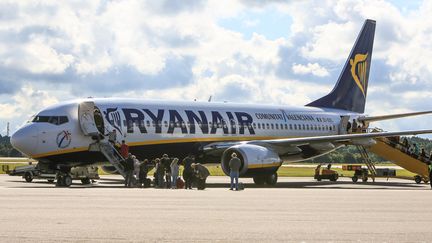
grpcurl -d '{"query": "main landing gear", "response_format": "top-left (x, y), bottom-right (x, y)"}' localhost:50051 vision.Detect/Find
top-left (253, 173), bottom-right (278, 186)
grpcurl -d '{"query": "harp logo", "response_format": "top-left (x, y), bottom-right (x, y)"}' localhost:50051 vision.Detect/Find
top-left (349, 53), bottom-right (368, 97)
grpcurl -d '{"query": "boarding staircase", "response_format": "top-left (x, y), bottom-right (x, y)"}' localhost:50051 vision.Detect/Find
top-left (89, 142), bottom-right (128, 179)
top-left (366, 137), bottom-right (429, 182)
top-left (356, 145), bottom-right (377, 182)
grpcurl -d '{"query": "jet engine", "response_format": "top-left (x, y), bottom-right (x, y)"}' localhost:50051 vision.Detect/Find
top-left (221, 144), bottom-right (282, 177)
top-left (101, 165), bottom-right (119, 174)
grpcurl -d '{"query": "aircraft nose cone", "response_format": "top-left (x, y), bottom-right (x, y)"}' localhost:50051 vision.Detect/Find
top-left (11, 125), bottom-right (38, 156)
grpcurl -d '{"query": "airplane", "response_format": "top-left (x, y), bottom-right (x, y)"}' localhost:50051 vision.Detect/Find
top-left (10, 19), bottom-right (432, 187)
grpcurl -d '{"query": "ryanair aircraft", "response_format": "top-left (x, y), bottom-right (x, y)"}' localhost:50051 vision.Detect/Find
top-left (11, 19), bottom-right (432, 186)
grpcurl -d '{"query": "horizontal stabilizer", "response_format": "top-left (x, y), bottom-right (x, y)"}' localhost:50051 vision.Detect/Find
top-left (358, 111), bottom-right (432, 122)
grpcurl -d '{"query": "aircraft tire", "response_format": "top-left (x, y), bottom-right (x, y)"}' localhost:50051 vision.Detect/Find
top-left (352, 176), bottom-right (358, 183)
top-left (265, 173), bottom-right (278, 186)
top-left (63, 175), bottom-right (72, 187)
top-left (414, 175), bottom-right (422, 184)
top-left (24, 172), bottom-right (33, 183)
top-left (81, 178), bottom-right (91, 185)
top-left (253, 176), bottom-right (266, 185)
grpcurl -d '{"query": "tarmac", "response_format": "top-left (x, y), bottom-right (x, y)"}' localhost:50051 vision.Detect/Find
top-left (1, 175), bottom-right (432, 242)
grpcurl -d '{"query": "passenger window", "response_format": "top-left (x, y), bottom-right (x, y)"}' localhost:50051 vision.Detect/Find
top-left (294, 124), bottom-right (297, 130)
top-left (275, 124), bottom-right (279, 129)
top-left (306, 124), bottom-right (309, 130)
top-left (164, 121), bottom-right (168, 127)
top-left (271, 124), bottom-right (274, 129)
top-left (146, 120), bottom-right (150, 127)
top-left (258, 123), bottom-right (261, 129)
top-left (266, 124), bottom-right (270, 129)
top-left (289, 124), bottom-right (293, 130)
top-left (285, 124), bottom-right (288, 129)
top-left (302, 124), bottom-right (305, 130)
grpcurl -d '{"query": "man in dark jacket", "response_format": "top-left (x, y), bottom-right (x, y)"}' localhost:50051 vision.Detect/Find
top-left (161, 154), bottom-right (171, 188)
top-left (182, 155), bottom-right (195, 189)
top-left (139, 159), bottom-right (149, 187)
top-left (125, 154), bottom-right (135, 187)
top-left (192, 163), bottom-right (210, 190)
top-left (229, 152), bottom-right (241, 190)
top-left (154, 158), bottom-right (165, 188)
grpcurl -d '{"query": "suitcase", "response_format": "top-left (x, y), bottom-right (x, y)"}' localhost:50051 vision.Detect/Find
top-left (176, 177), bottom-right (185, 189)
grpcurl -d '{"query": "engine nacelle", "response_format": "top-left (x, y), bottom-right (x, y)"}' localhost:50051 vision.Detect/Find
top-left (221, 144), bottom-right (282, 176)
top-left (101, 165), bottom-right (119, 174)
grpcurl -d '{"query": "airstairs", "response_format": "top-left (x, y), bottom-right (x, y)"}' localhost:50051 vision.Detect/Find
top-left (356, 145), bottom-right (377, 182)
top-left (366, 137), bottom-right (429, 182)
top-left (89, 142), bottom-right (128, 179)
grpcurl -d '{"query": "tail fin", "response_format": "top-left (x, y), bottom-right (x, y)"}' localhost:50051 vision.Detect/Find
top-left (306, 19), bottom-right (376, 113)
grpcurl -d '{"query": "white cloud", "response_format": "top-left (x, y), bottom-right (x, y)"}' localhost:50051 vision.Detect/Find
top-left (0, 0), bottom-right (431, 138)
top-left (292, 62), bottom-right (329, 77)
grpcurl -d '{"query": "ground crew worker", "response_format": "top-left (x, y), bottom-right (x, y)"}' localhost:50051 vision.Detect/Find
top-left (139, 159), bottom-right (149, 187)
top-left (120, 140), bottom-right (129, 159)
top-left (161, 154), bottom-right (171, 188)
top-left (170, 158), bottom-right (180, 189)
top-left (191, 163), bottom-right (210, 190)
top-left (228, 152), bottom-right (241, 191)
top-left (125, 154), bottom-right (135, 187)
top-left (182, 155), bottom-right (195, 189)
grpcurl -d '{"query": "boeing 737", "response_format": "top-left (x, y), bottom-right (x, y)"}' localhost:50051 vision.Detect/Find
top-left (10, 19), bottom-right (432, 187)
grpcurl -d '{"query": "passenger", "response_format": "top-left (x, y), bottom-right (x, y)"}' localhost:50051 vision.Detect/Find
top-left (429, 162), bottom-right (432, 189)
top-left (161, 154), bottom-right (171, 189)
top-left (154, 158), bottom-right (165, 188)
top-left (352, 119), bottom-right (358, 133)
top-left (191, 163), bottom-right (210, 190)
top-left (139, 159), bottom-right (149, 188)
top-left (133, 155), bottom-right (140, 181)
top-left (120, 140), bottom-right (129, 159)
top-left (125, 154), bottom-right (135, 187)
top-left (228, 153), bottom-right (241, 191)
top-left (413, 143), bottom-right (419, 158)
top-left (421, 148), bottom-right (427, 162)
top-left (182, 155), bottom-right (195, 189)
top-left (170, 158), bottom-right (180, 189)
top-left (346, 121), bottom-right (352, 133)
top-left (108, 129), bottom-right (117, 146)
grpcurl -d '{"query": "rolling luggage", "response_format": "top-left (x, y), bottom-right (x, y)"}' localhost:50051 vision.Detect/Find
top-left (176, 177), bottom-right (185, 189)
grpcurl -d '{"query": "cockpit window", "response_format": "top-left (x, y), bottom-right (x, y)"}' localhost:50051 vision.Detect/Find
top-left (33, 116), bottom-right (69, 125)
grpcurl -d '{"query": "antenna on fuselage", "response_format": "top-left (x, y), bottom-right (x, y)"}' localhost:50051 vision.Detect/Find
top-left (208, 96), bottom-right (212, 102)
top-left (6, 122), bottom-right (9, 137)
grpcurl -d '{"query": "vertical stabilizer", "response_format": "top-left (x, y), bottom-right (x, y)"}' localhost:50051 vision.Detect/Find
top-left (306, 19), bottom-right (375, 113)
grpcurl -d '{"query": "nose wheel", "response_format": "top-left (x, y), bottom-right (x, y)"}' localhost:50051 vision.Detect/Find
top-left (56, 173), bottom-right (72, 187)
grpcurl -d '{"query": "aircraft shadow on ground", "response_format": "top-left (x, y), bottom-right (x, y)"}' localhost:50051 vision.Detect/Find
top-left (5, 177), bottom-right (428, 190)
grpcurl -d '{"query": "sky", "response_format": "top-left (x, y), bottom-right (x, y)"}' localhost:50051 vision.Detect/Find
top-left (0, 0), bottom-right (431, 137)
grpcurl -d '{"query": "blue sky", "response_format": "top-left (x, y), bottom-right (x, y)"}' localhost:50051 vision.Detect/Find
top-left (0, 0), bottom-right (431, 138)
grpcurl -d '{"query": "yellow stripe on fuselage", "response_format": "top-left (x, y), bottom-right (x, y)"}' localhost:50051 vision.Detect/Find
top-left (32, 135), bottom-right (289, 159)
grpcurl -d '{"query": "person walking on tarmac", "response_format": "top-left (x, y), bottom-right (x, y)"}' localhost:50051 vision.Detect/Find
top-left (170, 158), bottom-right (180, 189)
top-left (108, 129), bottom-right (117, 145)
top-left (139, 159), bottom-right (149, 187)
top-left (161, 154), bottom-right (172, 189)
top-left (228, 153), bottom-right (241, 191)
top-left (191, 163), bottom-right (210, 190)
top-left (125, 154), bottom-right (135, 187)
top-left (155, 158), bottom-right (165, 188)
top-left (182, 155), bottom-right (195, 189)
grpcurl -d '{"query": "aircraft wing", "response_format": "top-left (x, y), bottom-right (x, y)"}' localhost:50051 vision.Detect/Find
top-left (202, 129), bottom-right (432, 154)
top-left (358, 111), bottom-right (432, 123)
top-left (249, 129), bottom-right (432, 147)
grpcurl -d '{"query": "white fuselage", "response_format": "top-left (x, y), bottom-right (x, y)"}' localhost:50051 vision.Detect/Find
top-left (11, 98), bottom-right (361, 164)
